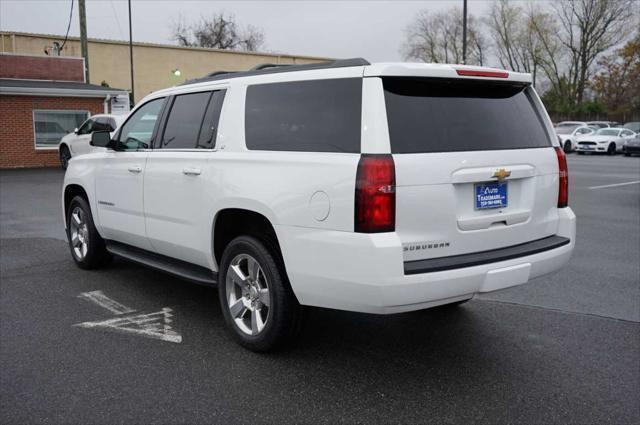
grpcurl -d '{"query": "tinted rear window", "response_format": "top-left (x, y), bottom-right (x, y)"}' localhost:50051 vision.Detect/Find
top-left (383, 78), bottom-right (552, 153)
top-left (245, 78), bottom-right (361, 153)
top-left (162, 91), bottom-right (212, 149)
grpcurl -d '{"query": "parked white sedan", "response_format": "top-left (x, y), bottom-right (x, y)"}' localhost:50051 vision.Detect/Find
top-left (575, 128), bottom-right (637, 155)
top-left (58, 114), bottom-right (126, 169)
top-left (555, 124), bottom-right (595, 152)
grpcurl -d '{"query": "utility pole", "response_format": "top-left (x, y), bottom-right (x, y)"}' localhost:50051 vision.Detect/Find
top-left (462, 0), bottom-right (467, 65)
top-left (78, 0), bottom-right (89, 81)
top-left (128, 0), bottom-right (135, 104)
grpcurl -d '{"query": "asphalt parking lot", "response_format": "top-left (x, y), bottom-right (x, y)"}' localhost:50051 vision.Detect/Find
top-left (1, 154), bottom-right (639, 424)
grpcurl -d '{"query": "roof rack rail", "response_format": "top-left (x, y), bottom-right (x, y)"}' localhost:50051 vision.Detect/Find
top-left (206, 71), bottom-right (236, 77)
top-left (183, 57), bottom-right (370, 86)
top-left (249, 63), bottom-right (291, 71)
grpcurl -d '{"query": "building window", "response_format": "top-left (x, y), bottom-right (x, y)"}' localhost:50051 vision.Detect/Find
top-left (33, 110), bottom-right (89, 149)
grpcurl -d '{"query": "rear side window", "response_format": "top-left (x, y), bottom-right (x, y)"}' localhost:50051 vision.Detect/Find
top-left (162, 91), bottom-right (212, 149)
top-left (383, 78), bottom-right (552, 153)
top-left (245, 78), bottom-right (362, 153)
top-left (198, 90), bottom-right (226, 148)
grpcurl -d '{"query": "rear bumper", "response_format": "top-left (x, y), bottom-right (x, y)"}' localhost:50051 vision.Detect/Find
top-left (276, 208), bottom-right (576, 314)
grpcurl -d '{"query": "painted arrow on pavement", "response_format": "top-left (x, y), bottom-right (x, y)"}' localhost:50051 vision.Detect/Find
top-left (75, 290), bottom-right (182, 343)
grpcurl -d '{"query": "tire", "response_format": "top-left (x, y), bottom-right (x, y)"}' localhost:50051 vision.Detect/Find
top-left (59, 145), bottom-right (71, 170)
top-left (66, 196), bottom-right (111, 269)
top-left (624, 152), bottom-right (630, 157)
top-left (607, 143), bottom-right (616, 155)
top-left (218, 235), bottom-right (303, 352)
top-left (563, 140), bottom-right (572, 153)
top-left (577, 151), bottom-right (585, 155)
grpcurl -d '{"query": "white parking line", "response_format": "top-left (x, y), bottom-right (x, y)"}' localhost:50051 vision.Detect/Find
top-left (78, 290), bottom-right (135, 315)
top-left (588, 180), bottom-right (640, 190)
top-left (76, 291), bottom-right (182, 343)
top-left (75, 308), bottom-right (182, 343)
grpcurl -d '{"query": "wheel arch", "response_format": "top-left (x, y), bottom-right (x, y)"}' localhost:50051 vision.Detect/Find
top-left (211, 207), bottom-right (283, 272)
top-left (63, 184), bottom-right (89, 226)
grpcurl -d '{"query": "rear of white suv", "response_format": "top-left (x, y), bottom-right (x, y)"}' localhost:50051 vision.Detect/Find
top-left (278, 65), bottom-right (575, 314)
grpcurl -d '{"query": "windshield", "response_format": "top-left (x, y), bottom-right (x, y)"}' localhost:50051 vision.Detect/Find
top-left (623, 122), bottom-right (640, 131)
top-left (595, 129), bottom-right (620, 136)
top-left (555, 126), bottom-right (578, 134)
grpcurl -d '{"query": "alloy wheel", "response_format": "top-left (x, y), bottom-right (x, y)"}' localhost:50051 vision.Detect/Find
top-left (225, 253), bottom-right (271, 336)
top-left (69, 206), bottom-right (89, 260)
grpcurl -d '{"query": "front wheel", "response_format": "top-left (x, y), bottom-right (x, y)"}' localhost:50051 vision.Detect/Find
top-left (59, 145), bottom-right (71, 169)
top-left (66, 196), bottom-right (111, 269)
top-left (563, 140), bottom-right (572, 153)
top-left (607, 143), bottom-right (616, 155)
top-left (218, 236), bottom-right (303, 352)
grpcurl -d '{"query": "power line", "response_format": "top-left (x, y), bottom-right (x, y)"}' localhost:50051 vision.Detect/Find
top-left (109, 0), bottom-right (124, 39)
top-left (60, 0), bottom-right (74, 51)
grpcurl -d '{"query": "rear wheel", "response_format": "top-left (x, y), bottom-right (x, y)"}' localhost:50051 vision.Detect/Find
top-left (59, 145), bottom-right (71, 169)
top-left (218, 236), bottom-right (303, 352)
top-left (607, 143), bottom-right (616, 155)
top-left (66, 196), bottom-right (111, 269)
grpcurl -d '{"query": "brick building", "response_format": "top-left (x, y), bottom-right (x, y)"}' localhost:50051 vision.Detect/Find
top-left (0, 53), bottom-right (127, 168)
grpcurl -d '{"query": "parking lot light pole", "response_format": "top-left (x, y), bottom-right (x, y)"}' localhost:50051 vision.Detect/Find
top-left (462, 0), bottom-right (467, 64)
top-left (128, 0), bottom-right (135, 105)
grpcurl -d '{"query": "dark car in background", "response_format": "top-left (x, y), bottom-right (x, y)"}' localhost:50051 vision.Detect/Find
top-left (623, 122), bottom-right (640, 133)
top-left (623, 134), bottom-right (640, 156)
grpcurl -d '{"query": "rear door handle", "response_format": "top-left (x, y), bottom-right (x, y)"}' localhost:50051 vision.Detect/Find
top-left (182, 167), bottom-right (201, 176)
top-left (128, 165), bottom-right (142, 174)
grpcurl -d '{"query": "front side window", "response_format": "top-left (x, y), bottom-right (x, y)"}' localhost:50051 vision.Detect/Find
top-left (118, 98), bottom-right (164, 150)
top-left (77, 118), bottom-right (97, 135)
top-left (383, 78), bottom-right (552, 153)
top-left (245, 78), bottom-right (362, 153)
top-left (94, 117), bottom-right (116, 132)
top-left (161, 91), bottom-right (212, 149)
top-left (33, 110), bottom-right (89, 148)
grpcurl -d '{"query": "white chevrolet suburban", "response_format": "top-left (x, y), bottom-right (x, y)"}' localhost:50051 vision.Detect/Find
top-left (62, 59), bottom-right (575, 351)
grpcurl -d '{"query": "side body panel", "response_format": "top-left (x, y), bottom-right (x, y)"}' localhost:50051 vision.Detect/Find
top-left (93, 151), bottom-right (152, 250)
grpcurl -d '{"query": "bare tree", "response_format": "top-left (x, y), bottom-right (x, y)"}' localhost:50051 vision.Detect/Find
top-left (485, 0), bottom-right (560, 85)
top-left (172, 13), bottom-right (265, 52)
top-left (553, 0), bottom-right (636, 105)
top-left (403, 8), bottom-right (487, 65)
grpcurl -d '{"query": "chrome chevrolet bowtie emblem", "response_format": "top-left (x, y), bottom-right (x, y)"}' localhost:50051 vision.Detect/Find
top-left (492, 168), bottom-right (511, 181)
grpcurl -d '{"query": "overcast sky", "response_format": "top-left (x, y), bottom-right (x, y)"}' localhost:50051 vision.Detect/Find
top-left (0, 0), bottom-right (501, 62)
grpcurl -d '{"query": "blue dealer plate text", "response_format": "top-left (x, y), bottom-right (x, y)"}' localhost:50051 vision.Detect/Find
top-left (475, 182), bottom-right (508, 209)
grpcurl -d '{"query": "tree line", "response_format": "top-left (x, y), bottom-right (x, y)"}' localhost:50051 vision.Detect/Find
top-left (173, 2), bottom-right (638, 121)
top-left (403, 0), bottom-right (639, 121)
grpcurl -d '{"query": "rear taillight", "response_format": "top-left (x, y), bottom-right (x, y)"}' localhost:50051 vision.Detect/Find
top-left (555, 147), bottom-right (568, 208)
top-left (355, 154), bottom-right (396, 233)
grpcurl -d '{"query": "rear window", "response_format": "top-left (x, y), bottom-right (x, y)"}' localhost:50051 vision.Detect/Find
top-left (383, 78), bottom-right (552, 153)
top-left (245, 78), bottom-right (361, 153)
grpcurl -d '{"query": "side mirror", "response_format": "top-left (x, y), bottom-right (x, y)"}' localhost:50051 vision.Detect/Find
top-left (90, 131), bottom-right (112, 148)
top-left (74, 127), bottom-right (79, 134)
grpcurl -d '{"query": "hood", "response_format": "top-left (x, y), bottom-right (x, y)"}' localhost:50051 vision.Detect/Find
top-left (579, 135), bottom-right (620, 142)
top-left (60, 132), bottom-right (76, 142)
